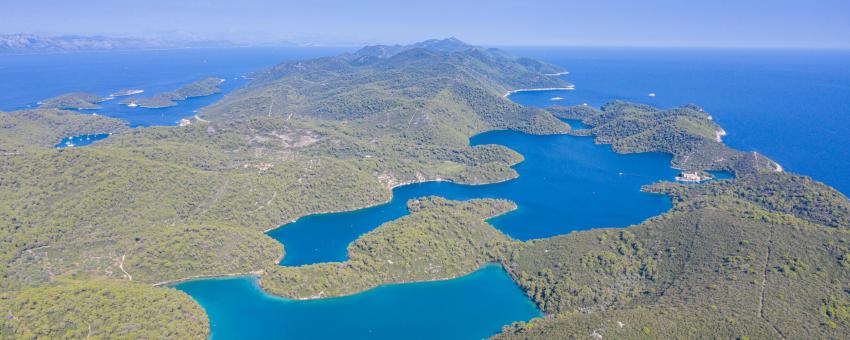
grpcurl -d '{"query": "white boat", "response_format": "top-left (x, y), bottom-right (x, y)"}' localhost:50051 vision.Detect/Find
top-left (111, 89), bottom-right (145, 97)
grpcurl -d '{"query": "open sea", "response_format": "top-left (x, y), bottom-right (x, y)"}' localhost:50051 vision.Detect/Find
top-left (505, 47), bottom-right (850, 195)
top-left (3, 46), bottom-right (848, 339)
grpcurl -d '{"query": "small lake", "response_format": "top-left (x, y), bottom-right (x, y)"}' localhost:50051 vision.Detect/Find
top-left (174, 264), bottom-right (540, 340)
top-left (270, 123), bottom-right (677, 266)
top-left (188, 110), bottom-right (678, 339)
top-left (55, 133), bottom-right (111, 148)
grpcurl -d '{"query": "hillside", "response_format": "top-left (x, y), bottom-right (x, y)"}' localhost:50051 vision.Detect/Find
top-left (0, 281), bottom-right (208, 338)
top-left (498, 171), bottom-right (850, 339)
top-left (121, 77), bottom-right (224, 108)
top-left (38, 92), bottom-right (105, 110)
top-left (0, 39), bottom-right (572, 337)
top-left (548, 102), bottom-right (780, 174)
top-left (0, 109), bottom-right (126, 151)
top-left (1, 39), bottom-right (848, 339)
top-left (261, 197), bottom-right (519, 299)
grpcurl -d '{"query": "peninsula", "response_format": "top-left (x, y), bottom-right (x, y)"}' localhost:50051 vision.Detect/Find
top-left (1, 39), bottom-right (848, 339)
top-left (121, 77), bottom-right (223, 108)
top-left (37, 92), bottom-right (109, 110)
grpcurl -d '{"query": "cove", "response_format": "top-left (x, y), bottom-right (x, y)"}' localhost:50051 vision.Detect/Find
top-left (503, 47), bottom-right (850, 195)
top-left (174, 264), bottom-right (540, 340)
top-left (55, 133), bottom-right (111, 148)
top-left (270, 123), bottom-right (678, 266)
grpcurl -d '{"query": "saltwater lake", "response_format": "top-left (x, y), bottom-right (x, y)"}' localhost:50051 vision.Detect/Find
top-left (270, 124), bottom-right (676, 266)
top-left (3, 47), bottom-right (846, 195)
top-left (174, 264), bottom-right (539, 339)
top-left (3, 46), bottom-right (848, 339)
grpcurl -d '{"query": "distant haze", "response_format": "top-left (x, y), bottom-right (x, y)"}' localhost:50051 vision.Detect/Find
top-left (2, 0), bottom-right (849, 48)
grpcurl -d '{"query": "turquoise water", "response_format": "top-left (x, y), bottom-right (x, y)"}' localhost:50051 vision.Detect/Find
top-left (55, 133), bottom-right (111, 148)
top-left (6, 46), bottom-right (848, 339)
top-left (270, 125), bottom-right (676, 266)
top-left (174, 264), bottom-right (540, 339)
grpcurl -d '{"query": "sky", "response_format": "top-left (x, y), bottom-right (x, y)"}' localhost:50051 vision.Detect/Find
top-left (2, 0), bottom-right (849, 48)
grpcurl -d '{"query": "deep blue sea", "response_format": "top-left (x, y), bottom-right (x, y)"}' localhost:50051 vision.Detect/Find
top-left (0, 47), bottom-right (351, 127)
top-left (4, 46), bottom-right (849, 339)
top-left (505, 47), bottom-right (850, 195)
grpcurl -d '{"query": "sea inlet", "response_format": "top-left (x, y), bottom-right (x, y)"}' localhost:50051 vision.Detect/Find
top-left (176, 108), bottom-right (680, 339)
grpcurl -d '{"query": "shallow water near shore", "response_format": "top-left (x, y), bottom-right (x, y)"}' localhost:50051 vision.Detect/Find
top-left (174, 264), bottom-right (540, 340)
top-left (8, 46), bottom-right (847, 338)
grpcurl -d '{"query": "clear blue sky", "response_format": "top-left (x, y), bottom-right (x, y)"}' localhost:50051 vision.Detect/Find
top-left (2, 0), bottom-right (849, 48)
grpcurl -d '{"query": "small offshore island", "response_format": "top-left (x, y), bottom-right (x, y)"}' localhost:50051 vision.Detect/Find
top-left (121, 77), bottom-right (224, 108)
top-left (1, 39), bottom-right (849, 339)
top-left (37, 92), bottom-right (110, 110)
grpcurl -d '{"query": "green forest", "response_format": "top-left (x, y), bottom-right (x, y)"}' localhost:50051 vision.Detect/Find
top-left (1, 38), bottom-right (848, 338)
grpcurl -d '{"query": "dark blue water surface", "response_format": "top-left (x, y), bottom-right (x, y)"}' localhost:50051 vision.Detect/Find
top-left (55, 133), bottom-right (111, 148)
top-left (6, 46), bottom-right (849, 339)
top-left (173, 264), bottom-right (540, 340)
top-left (0, 47), bottom-right (350, 127)
top-left (504, 47), bottom-right (850, 195)
top-left (271, 126), bottom-right (676, 266)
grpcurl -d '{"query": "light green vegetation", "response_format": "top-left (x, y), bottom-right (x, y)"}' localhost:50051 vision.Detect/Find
top-left (548, 101), bottom-right (781, 174)
top-left (262, 101), bottom-right (850, 338)
top-left (0, 109), bottom-right (126, 151)
top-left (497, 171), bottom-right (850, 339)
top-left (2, 38), bottom-right (848, 338)
top-left (121, 77), bottom-right (223, 108)
top-left (0, 280), bottom-right (208, 339)
top-left (0, 40), bottom-right (571, 337)
top-left (38, 92), bottom-right (104, 110)
top-left (261, 197), bottom-right (518, 298)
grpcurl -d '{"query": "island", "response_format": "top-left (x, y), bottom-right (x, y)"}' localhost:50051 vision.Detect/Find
top-left (1, 39), bottom-right (848, 339)
top-left (37, 92), bottom-right (109, 110)
top-left (120, 77), bottom-right (223, 108)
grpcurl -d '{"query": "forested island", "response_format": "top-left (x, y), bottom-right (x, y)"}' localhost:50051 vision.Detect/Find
top-left (121, 77), bottom-right (224, 108)
top-left (37, 92), bottom-right (108, 110)
top-left (1, 39), bottom-right (848, 339)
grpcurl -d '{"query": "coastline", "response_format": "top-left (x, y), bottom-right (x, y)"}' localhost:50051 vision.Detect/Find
top-left (283, 262), bottom-right (508, 301)
top-left (715, 128), bottom-right (727, 142)
top-left (503, 86), bottom-right (575, 98)
top-left (163, 98), bottom-right (750, 302)
top-left (152, 270), bottom-right (266, 287)
top-left (260, 173), bottom-right (520, 233)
